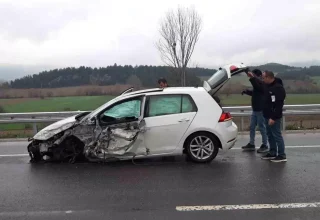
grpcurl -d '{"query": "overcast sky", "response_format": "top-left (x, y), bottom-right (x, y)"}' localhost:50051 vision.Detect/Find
top-left (0, 0), bottom-right (319, 69)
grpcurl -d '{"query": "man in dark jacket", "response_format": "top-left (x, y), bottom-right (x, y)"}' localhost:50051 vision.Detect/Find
top-left (249, 70), bottom-right (287, 162)
top-left (241, 69), bottom-right (268, 153)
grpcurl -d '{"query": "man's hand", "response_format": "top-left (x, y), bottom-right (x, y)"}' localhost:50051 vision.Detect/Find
top-left (268, 119), bottom-right (275, 126)
top-left (247, 71), bottom-right (254, 78)
top-left (241, 90), bottom-right (246, 95)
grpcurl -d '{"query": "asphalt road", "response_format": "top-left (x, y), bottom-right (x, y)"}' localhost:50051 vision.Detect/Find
top-left (0, 133), bottom-right (320, 220)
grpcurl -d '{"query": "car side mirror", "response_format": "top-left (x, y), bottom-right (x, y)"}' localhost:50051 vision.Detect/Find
top-left (88, 116), bottom-right (97, 125)
top-left (139, 119), bottom-right (146, 128)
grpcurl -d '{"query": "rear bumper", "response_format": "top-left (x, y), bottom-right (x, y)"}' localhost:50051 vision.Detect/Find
top-left (218, 121), bottom-right (238, 151)
top-left (225, 137), bottom-right (237, 150)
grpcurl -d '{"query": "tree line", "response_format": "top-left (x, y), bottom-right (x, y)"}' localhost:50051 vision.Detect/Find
top-left (2, 63), bottom-right (320, 91)
top-left (7, 64), bottom-right (216, 89)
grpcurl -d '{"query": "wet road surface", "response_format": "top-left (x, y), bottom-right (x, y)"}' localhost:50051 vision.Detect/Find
top-left (0, 133), bottom-right (320, 220)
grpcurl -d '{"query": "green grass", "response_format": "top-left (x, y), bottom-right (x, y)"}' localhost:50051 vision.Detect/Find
top-left (0, 124), bottom-right (26, 130)
top-left (1, 94), bottom-right (320, 113)
top-left (0, 96), bottom-right (114, 131)
top-left (1, 96), bottom-right (114, 113)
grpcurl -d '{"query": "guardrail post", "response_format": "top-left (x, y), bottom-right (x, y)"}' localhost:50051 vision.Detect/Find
top-left (33, 123), bottom-right (38, 135)
top-left (282, 116), bottom-right (286, 131)
top-left (241, 117), bottom-right (244, 131)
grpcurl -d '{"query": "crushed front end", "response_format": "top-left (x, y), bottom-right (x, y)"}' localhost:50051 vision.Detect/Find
top-left (27, 120), bottom-right (148, 163)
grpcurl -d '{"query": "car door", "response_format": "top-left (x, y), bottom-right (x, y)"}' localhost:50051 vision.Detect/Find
top-left (91, 95), bottom-right (148, 156)
top-left (142, 94), bottom-right (198, 154)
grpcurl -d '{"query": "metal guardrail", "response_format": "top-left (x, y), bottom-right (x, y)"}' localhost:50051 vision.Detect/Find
top-left (0, 104), bottom-right (320, 134)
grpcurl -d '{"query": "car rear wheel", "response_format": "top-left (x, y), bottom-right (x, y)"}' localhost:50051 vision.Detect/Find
top-left (185, 132), bottom-right (219, 163)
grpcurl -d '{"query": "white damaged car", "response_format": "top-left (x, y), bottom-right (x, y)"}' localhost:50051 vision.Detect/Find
top-left (27, 63), bottom-right (249, 163)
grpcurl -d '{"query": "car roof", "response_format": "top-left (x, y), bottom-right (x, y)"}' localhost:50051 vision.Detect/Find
top-left (121, 86), bottom-right (206, 97)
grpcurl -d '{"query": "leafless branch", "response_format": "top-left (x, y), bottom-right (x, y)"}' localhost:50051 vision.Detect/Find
top-left (156, 6), bottom-right (202, 86)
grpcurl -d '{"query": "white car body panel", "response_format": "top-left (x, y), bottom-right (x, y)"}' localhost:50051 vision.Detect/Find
top-left (143, 111), bottom-right (196, 154)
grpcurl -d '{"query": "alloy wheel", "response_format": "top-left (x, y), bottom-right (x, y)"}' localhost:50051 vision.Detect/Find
top-left (189, 136), bottom-right (214, 160)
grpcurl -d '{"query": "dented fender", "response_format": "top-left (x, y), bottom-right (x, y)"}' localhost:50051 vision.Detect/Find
top-left (33, 116), bottom-right (78, 141)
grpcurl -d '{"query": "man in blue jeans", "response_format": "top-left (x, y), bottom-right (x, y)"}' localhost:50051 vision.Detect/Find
top-left (248, 70), bottom-right (287, 162)
top-left (241, 69), bottom-right (268, 153)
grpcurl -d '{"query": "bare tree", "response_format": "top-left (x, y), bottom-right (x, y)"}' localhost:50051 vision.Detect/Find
top-left (156, 6), bottom-right (202, 86)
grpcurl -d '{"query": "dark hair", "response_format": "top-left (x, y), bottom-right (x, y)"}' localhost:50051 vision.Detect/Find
top-left (264, 70), bottom-right (275, 78)
top-left (252, 69), bottom-right (262, 77)
top-left (158, 78), bottom-right (167, 84)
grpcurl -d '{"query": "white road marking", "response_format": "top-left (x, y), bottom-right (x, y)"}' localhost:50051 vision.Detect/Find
top-left (0, 154), bottom-right (29, 157)
top-left (176, 202), bottom-right (320, 211)
top-left (285, 145), bottom-right (320, 148)
top-left (232, 145), bottom-right (320, 150)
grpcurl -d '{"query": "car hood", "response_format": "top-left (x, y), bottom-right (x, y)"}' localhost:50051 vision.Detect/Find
top-left (203, 63), bottom-right (248, 95)
top-left (33, 115), bottom-right (78, 141)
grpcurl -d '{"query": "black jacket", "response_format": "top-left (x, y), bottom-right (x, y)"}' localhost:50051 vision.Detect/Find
top-left (275, 77), bottom-right (283, 86)
top-left (243, 77), bottom-right (265, 111)
top-left (250, 77), bottom-right (286, 120)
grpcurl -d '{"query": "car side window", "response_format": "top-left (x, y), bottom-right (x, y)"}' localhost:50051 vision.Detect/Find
top-left (182, 95), bottom-right (197, 113)
top-left (100, 98), bottom-right (141, 123)
top-left (146, 94), bottom-right (196, 117)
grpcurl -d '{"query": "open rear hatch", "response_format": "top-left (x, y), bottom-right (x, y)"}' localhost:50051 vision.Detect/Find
top-left (203, 63), bottom-right (249, 95)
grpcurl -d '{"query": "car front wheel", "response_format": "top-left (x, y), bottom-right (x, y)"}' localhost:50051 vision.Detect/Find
top-left (185, 132), bottom-right (219, 163)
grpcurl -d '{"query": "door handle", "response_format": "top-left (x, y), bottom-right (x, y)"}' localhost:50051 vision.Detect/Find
top-left (178, 118), bottom-right (190, 122)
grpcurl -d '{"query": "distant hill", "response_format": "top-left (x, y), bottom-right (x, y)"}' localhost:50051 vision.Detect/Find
top-left (3, 62), bottom-right (320, 89)
top-left (250, 63), bottom-right (302, 73)
top-left (249, 63), bottom-right (320, 80)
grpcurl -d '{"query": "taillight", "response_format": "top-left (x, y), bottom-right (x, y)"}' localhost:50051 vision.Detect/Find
top-left (219, 112), bottom-right (232, 122)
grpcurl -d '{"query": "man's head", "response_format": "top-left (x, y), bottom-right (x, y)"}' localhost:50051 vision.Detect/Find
top-left (262, 70), bottom-right (275, 84)
top-left (252, 69), bottom-right (263, 78)
top-left (158, 78), bottom-right (168, 88)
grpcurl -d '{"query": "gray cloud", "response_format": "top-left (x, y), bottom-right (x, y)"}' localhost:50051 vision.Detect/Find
top-left (0, 0), bottom-right (320, 71)
top-left (0, 1), bottom-right (93, 42)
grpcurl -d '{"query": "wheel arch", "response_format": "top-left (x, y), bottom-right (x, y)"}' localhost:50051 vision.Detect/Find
top-left (65, 134), bottom-right (85, 146)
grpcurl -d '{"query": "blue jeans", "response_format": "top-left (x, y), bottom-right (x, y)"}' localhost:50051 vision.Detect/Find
top-left (264, 118), bottom-right (286, 157)
top-left (250, 111), bottom-right (267, 146)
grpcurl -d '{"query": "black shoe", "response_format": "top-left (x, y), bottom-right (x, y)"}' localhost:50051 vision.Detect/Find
top-left (257, 144), bottom-right (269, 153)
top-left (242, 143), bottom-right (255, 151)
top-left (261, 153), bottom-right (276, 160)
top-left (270, 155), bottom-right (287, 163)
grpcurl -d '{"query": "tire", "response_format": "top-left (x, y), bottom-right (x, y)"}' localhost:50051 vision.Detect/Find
top-left (27, 142), bottom-right (43, 163)
top-left (185, 132), bottom-right (219, 163)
